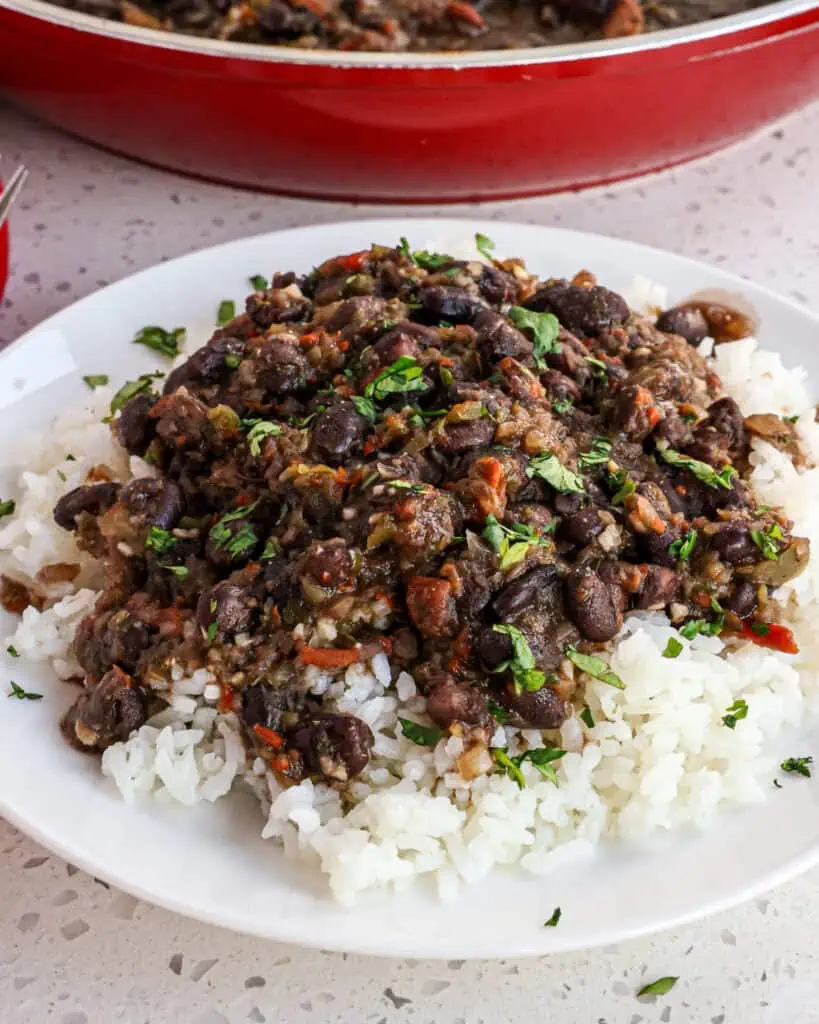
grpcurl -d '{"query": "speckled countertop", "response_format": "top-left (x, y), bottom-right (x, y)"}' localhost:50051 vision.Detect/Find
top-left (3, 101), bottom-right (819, 1024)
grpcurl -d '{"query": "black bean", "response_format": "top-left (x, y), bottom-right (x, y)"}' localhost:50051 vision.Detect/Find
top-left (635, 566), bottom-right (679, 609)
top-left (474, 625), bottom-right (513, 671)
top-left (710, 523), bottom-right (759, 565)
top-left (478, 265), bottom-right (518, 305)
top-left (493, 565), bottom-right (560, 621)
top-left (425, 675), bottom-right (491, 730)
top-left (121, 477), bottom-right (183, 531)
top-left (74, 609), bottom-right (154, 678)
top-left (418, 286), bottom-right (487, 325)
top-left (436, 418), bottom-right (496, 454)
top-left (115, 393), bottom-right (156, 456)
top-left (256, 0), bottom-right (318, 36)
top-left (291, 714), bottom-right (374, 780)
top-left (656, 305), bottom-right (709, 345)
top-left (54, 482), bottom-right (120, 531)
top-left (560, 508), bottom-right (604, 547)
top-left (638, 527), bottom-right (680, 568)
top-left (492, 681), bottom-right (568, 729)
top-left (242, 681), bottom-right (301, 733)
top-left (310, 401), bottom-right (368, 464)
top-left (697, 396), bottom-right (746, 459)
top-left (302, 540), bottom-right (355, 590)
top-left (541, 369), bottom-right (581, 404)
top-left (525, 280), bottom-right (629, 338)
top-left (164, 336), bottom-right (245, 394)
top-left (197, 581), bottom-right (257, 638)
top-left (565, 567), bottom-right (623, 641)
top-left (724, 580), bottom-right (758, 618)
top-left (473, 309), bottom-right (532, 363)
top-left (61, 667), bottom-right (148, 752)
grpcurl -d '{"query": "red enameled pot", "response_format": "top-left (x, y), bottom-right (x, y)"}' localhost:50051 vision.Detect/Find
top-left (0, 181), bottom-right (8, 304)
top-left (1, 0), bottom-right (819, 202)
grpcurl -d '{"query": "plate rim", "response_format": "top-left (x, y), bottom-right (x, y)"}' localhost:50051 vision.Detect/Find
top-left (3, 216), bottom-right (819, 958)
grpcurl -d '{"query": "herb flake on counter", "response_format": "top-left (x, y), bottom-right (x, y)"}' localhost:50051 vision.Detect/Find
top-left (475, 232), bottom-right (495, 261)
top-left (722, 698), bottom-right (748, 729)
top-left (669, 529), bottom-right (697, 561)
top-left (781, 756), bottom-right (813, 778)
top-left (133, 325), bottom-right (185, 359)
top-left (544, 907), bottom-right (562, 928)
top-left (566, 647), bottom-right (624, 690)
top-left (656, 445), bottom-right (737, 490)
top-left (83, 374), bottom-right (109, 390)
top-left (527, 452), bottom-right (585, 494)
top-left (508, 306), bottom-right (561, 369)
top-left (0, 498), bottom-right (15, 519)
top-left (637, 977), bottom-right (678, 998)
top-left (662, 637), bottom-right (683, 659)
top-left (750, 522), bottom-right (784, 561)
top-left (8, 681), bottom-right (43, 701)
top-left (399, 718), bottom-right (443, 747)
top-left (217, 299), bottom-right (236, 325)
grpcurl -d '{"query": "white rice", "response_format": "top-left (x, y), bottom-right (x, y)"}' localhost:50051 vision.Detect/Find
top-left (3, 298), bottom-right (819, 905)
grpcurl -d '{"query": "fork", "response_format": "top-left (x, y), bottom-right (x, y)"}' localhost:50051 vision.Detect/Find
top-left (0, 163), bottom-right (29, 230)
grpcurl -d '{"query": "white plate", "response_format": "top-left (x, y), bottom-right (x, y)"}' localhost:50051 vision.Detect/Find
top-left (2, 218), bottom-right (818, 959)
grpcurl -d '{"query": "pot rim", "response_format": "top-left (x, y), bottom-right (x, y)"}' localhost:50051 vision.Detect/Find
top-left (3, 0), bottom-right (818, 68)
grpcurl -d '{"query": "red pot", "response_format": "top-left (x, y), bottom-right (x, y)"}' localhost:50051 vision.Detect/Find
top-left (0, 182), bottom-right (8, 304)
top-left (1, 0), bottom-right (819, 202)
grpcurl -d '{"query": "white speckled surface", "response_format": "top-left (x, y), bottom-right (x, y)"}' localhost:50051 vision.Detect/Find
top-left (2, 100), bottom-right (819, 1024)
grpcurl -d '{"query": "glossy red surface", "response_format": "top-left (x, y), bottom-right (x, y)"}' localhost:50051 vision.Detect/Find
top-left (0, 181), bottom-right (8, 304)
top-left (1, 2), bottom-right (819, 201)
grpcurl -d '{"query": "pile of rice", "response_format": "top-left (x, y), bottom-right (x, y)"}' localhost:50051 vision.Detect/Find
top-left (3, 285), bottom-right (819, 905)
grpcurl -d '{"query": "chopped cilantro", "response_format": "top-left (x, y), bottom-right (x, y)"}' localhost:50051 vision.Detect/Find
top-left (491, 624), bottom-right (546, 694)
top-left (580, 706), bottom-right (595, 729)
top-left (662, 637), bottom-right (683, 659)
top-left (487, 699), bottom-right (510, 724)
top-left (508, 306), bottom-right (561, 370)
top-left (8, 681), bottom-right (43, 701)
top-left (491, 748), bottom-right (526, 788)
top-left (669, 529), bottom-right (697, 561)
top-left (205, 621), bottom-right (218, 646)
top-left (492, 745), bottom-right (566, 789)
top-left (482, 513), bottom-right (554, 571)
top-left (109, 372), bottom-right (163, 416)
top-left (784, 414), bottom-right (799, 424)
top-left (144, 527), bottom-right (177, 554)
top-left (261, 537), bottom-right (281, 560)
top-left (440, 365), bottom-right (454, 388)
top-left (6, 645), bottom-right (19, 658)
top-left (608, 468), bottom-right (636, 506)
top-left (57, 470), bottom-right (66, 482)
top-left (656, 444), bottom-right (737, 490)
top-left (637, 977), bottom-right (678, 998)
top-left (552, 399), bottom-right (574, 415)
top-left (544, 907), bottom-right (562, 928)
top-left (83, 374), bottom-right (109, 389)
top-left (224, 353), bottom-right (241, 370)
top-left (750, 622), bottom-right (770, 637)
top-left (294, 406), bottom-right (326, 429)
top-left (722, 698), bottom-right (748, 729)
top-left (781, 756), bottom-right (812, 777)
top-left (527, 452), bottom-right (585, 494)
top-left (389, 480), bottom-right (425, 494)
top-left (249, 274), bottom-right (268, 291)
top-left (412, 249), bottom-right (453, 271)
top-left (352, 396), bottom-right (378, 422)
top-left (245, 420), bottom-right (283, 456)
top-left (750, 522), bottom-right (784, 561)
top-left (217, 299), bottom-right (236, 325)
top-left (133, 325), bottom-right (185, 359)
top-left (0, 498), bottom-right (16, 518)
top-left (164, 565), bottom-right (189, 578)
top-left (585, 356), bottom-right (608, 378)
top-left (566, 647), bottom-right (624, 689)
top-left (578, 437), bottom-right (612, 471)
top-left (209, 501), bottom-right (260, 560)
top-left (365, 357), bottom-right (428, 403)
top-left (399, 717), bottom-right (443, 747)
top-left (475, 232), bottom-right (495, 261)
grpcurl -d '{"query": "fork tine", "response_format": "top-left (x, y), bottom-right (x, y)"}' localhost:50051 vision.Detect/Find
top-left (0, 165), bottom-right (29, 229)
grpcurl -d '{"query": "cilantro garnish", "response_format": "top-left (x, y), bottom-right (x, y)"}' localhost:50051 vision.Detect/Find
top-left (526, 452), bottom-right (585, 494)
top-left (475, 232), bottom-right (495, 261)
top-left (491, 745), bottom-right (567, 789)
top-left (491, 624), bottom-right (546, 694)
top-left (8, 681), bottom-right (43, 701)
top-left (580, 706), bottom-right (595, 728)
top-left (544, 907), bottom-right (562, 927)
top-left (608, 468), bottom-right (636, 506)
top-left (352, 396), bottom-right (378, 422)
top-left (487, 699), bottom-right (510, 724)
top-left (133, 325), bottom-right (185, 359)
top-left (482, 513), bottom-right (554, 570)
top-left (662, 637), bottom-right (683, 659)
top-left (6, 645), bottom-right (19, 658)
top-left (0, 498), bottom-right (15, 518)
top-left (164, 565), bottom-right (189, 578)
top-left (669, 529), bottom-right (697, 561)
top-left (750, 522), bottom-right (784, 561)
top-left (565, 647), bottom-right (624, 689)
top-left (577, 437), bottom-right (612, 471)
top-left (245, 420), bottom-right (283, 456)
top-left (507, 307), bottom-right (561, 370)
top-left (656, 444), bottom-right (737, 490)
top-left (109, 372), bottom-right (163, 416)
top-left (83, 374), bottom-right (109, 390)
top-left (205, 621), bottom-right (218, 646)
top-left (249, 274), bottom-right (268, 291)
top-left (209, 500), bottom-right (260, 560)
top-left (585, 356), bottom-right (608, 379)
top-left (399, 717), bottom-right (443, 747)
top-left (722, 698), bottom-right (748, 729)
top-left (365, 357), bottom-right (428, 403)
top-left (144, 527), bottom-right (177, 554)
top-left (552, 399), bottom-right (574, 415)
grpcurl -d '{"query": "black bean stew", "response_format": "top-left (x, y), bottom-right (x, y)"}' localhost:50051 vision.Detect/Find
top-left (51, 0), bottom-right (770, 52)
top-left (54, 238), bottom-right (808, 787)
